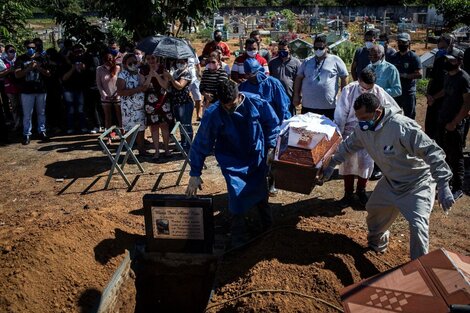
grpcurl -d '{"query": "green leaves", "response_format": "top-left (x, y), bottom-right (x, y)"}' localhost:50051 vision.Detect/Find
top-left (54, 11), bottom-right (106, 45)
top-left (0, 0), bottom-right (33, 43)
top-left (94, 0), bottom-right (220, 40)
top-left (429, 0), bottom-right (470, 27)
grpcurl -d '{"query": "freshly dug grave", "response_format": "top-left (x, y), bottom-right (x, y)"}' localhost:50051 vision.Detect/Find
top-left (206, 218), bottom-right (407, 313)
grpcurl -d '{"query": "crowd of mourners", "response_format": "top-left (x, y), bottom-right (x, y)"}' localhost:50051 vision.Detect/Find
top-left (0, 30), bottom-right (469, 195)
top-left (0, 28), bottom-right (468, 256)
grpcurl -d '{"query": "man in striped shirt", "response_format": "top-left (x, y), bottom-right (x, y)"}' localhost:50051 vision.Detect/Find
top-left (199, 52), bottom-right (229, 114)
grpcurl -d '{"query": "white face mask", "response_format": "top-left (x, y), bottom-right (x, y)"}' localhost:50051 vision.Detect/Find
top-left (365, 41), bottom-right (374, 49)
top-left (314, 49), bottom-right (326, 58)
top-left (246, 50), bottom-right (258, 58)
top-left (127, 65), bottom-right (138, 72)
top-left (371, 59), bottom-right (382, 66)
top-left (176, 63), bottom-right (186, 70)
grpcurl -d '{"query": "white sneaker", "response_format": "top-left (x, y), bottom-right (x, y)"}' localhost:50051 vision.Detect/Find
top-left (90, 127), bottom-right (99, 134)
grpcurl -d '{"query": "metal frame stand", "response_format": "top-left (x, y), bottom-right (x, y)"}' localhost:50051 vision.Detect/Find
top-left (170, 121), bottom-right (193, 186)
top-left (98, 125), bottom-right (145, 189)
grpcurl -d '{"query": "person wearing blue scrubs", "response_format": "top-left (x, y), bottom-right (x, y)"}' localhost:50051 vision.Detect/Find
top-left (239, 58), bottom-right (292, 124)
top-left (239, 58), bottom-right (290, 196)
top-left (186, 79), bottom-right (280, 247)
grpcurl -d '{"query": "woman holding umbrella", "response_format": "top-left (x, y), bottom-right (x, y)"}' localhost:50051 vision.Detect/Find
top-left (142, 54), bottom-right (173, 161)
top-left (116, 53), bottom-right (150, 156)
top-left (137, 36), bottom-right (196, 150)
top-left (161, 59), bottom-right (194, 150)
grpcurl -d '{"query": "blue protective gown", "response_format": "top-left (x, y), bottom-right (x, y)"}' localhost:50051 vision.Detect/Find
top-left (239, 72), bottom-right (292, 124)
top-left (189, 92), bottom-right (280, 214)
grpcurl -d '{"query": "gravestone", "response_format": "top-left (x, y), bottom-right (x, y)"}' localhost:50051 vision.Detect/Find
top-left (143, 194), bottom-right (214, 254)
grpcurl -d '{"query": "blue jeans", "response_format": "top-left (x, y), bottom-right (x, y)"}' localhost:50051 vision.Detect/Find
top-left (173, 101), bottom-right (194, 148)
top-left (64, 90), bottom-right (86, 131)
top-left (394, 93), bottom-right (416, 120)
top-left (21, 93), bottom-right (47, 136)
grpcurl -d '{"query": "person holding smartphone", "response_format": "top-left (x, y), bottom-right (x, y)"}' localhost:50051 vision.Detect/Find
top-left (15, 40), bottom-right (50, 145)
top-left (60, 44), bottom-right (89, 134)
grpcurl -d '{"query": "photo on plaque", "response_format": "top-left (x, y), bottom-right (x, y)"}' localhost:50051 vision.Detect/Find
top-left (156, 219), bottom-right (170, 235)
top-left (151, 206), bottom-right (204, 240)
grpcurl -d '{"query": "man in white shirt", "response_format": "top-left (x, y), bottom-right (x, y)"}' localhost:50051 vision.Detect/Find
top-left (293, 36), bottom-right (348, 120)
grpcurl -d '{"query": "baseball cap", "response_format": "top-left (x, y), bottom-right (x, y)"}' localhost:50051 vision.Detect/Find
top-left (445, 48), bottom-right (464, 60)
top-left (397, 33), bottom-right (411, 42)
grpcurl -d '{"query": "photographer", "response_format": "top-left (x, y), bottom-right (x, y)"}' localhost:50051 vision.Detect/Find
top-left (15, 40), bottom-right (50, 145)
top-left (60, 44), bottom-right (90, 134)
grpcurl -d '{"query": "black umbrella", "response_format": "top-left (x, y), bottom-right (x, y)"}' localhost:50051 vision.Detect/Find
top-left (152, 36), bottom-right (195, 59)
top-left (136, 35), bottom-right (164, 54)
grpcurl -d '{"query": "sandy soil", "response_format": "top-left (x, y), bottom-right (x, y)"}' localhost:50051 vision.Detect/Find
top-left (0, 42), bottom-right (468, 313)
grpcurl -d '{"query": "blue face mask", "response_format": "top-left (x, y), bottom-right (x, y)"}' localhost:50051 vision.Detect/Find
top-left (109, 48), bottom-right (119, 57)
top-left (27, 48), bottom-right (36, 56)
top-left (358, 112), bottom-right (378, 131)
top-left (436, 48), bottom-right (447, 57)
top-left (278, 50), bottom-right (289, 58)
top-left (378, 41), bottom-right (385, 47)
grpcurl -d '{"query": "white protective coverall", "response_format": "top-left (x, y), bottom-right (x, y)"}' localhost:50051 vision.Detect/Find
top-left (334, 82), bottom-right (402, 178)
top-left (332, 105), bottom-right (452, 260)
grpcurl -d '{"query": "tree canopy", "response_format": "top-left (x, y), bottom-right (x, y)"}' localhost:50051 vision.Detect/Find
top-left (90, 0), bottom-right (220, 40)
top-left (0, 0), bottom-right (33, 44)
top-left (428, 0), bottom-right (470, 27)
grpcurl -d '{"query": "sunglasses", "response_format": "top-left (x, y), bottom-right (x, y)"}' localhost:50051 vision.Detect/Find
top-left (313, 46), bottom-right (325, 50)
top-left (127, 61), bottom-right (138, 66)
top-left (208, 61), bottom-right (217, 64)
top-left (8, 50), bottom-right (15, 53)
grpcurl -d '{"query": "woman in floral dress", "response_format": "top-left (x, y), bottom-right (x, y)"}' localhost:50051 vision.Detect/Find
top-left (161, 58), bottom-right (194, 150)
top-left (143, 55), bottom-right (173, 160)
top-left (116, 53), bottom-right (149, 156)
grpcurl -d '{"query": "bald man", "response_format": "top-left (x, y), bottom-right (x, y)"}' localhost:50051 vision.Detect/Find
top-left (366, 45), bottom-right (401, 98)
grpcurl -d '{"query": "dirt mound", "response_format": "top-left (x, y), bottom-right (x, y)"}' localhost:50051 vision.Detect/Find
top-left (207, 218), bottom-right (405, 312)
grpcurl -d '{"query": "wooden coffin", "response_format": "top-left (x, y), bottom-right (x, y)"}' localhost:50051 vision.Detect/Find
top-left (271, 130), bottom-right (342, 195)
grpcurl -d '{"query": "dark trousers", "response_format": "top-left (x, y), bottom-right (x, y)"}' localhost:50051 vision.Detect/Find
top-left (172, 101), bottom-right (194, 149)
top-left (0, 101), bottom-right (8, 142)
top-left (231, 198), bottom-right (272, 247)
top-left (46, 84), bottom-right (65, 131)
top-left (464, 118), bottom-right (470, 148)
top-left (394, 93), bottom-right (416, 120)
top-left (436, 124), bottom-right (465, 191)
top-left (344, 175), bottom-right (368, 194)
top-left (85, 88), bottom-right (104, 129)
top-left (424, 99), bottom-right (443, 140)
top-left (301, 107), bottom-right (335, 120)
top-left (0, 82), bottom-right (11, 121)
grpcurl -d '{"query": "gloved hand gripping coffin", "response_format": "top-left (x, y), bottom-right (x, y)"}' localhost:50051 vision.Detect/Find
top-left (272, 113), bottom-right (342, 194)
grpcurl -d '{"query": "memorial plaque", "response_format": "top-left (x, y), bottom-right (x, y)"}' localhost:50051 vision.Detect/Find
top-left (143, 194), bottom-right (213, 253)
top-left (151, 206), bottom-right (204, 240)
